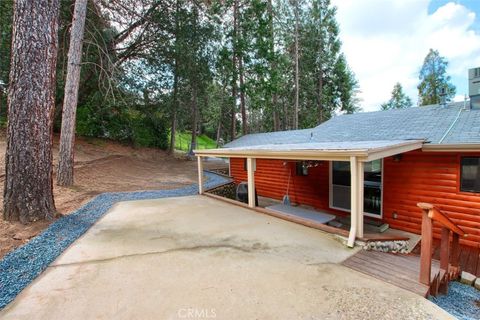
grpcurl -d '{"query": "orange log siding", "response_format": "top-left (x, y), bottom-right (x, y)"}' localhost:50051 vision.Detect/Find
top-left (229, 150), bottom-right (480, 247)
top-left (383, 150), bottom-right (480, 247)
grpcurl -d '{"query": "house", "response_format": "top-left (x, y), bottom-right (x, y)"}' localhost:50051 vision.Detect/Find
top-left (195, 75), bottom-right (480, 250)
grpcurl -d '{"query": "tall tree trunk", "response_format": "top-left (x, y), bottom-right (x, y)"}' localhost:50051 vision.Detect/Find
top-left (57, 0), bottom-right (88, 186)
top-left (239, 54), bottom-right (247, 135)
top-left (268, 0), bottom-right (280, 132)
top-left (230, 0), bottom-right (238, 141)
top-left (4, 0), bottom-right (60, 222)
top-left (169, 69), bottom-right (178, 154)
top-left (169, 0), bottom-right (180, 155)
top-left (318, 72), bottom-right (324, 123)
top-left (293, 0), bottom-right (299, 130)
top-left (189, 85), bottom-right (198, 155)
top-left (216, 82), bottom-right (227, 147)
top-left (317, 7), bottom-right (324, 124)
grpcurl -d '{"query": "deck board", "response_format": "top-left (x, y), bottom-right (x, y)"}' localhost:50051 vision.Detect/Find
top-left (342, 250), bottom-right (437, 297)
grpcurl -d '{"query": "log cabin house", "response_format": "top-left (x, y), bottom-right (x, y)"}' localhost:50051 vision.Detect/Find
top-left (195, 99), bottom-right (480, 250)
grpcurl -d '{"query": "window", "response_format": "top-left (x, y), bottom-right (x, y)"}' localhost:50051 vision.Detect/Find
top-left (296, 161), bottom-right (308, 176)
top-left (331, 160), bottom-right (382, 217)
top-left (461, 157), bottom-right (480, 193)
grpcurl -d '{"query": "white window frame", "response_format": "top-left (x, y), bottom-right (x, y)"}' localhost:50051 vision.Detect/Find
top-left (329, 159), bottom-right (384, 219)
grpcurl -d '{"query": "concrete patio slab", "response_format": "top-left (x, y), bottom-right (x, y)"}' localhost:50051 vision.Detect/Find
top-left (0, 196), bottom-right (453, 319)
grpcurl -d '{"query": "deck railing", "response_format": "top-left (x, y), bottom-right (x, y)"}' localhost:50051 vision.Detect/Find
top-left (417, 202), bottom-right (467, 295)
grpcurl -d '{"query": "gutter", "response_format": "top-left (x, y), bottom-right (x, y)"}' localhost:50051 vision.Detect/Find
top-left (422, 143), bottom-right (480, 152)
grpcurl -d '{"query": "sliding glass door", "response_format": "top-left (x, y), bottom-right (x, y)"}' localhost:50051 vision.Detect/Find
top-left (330, 160), bottom-right (382, 218)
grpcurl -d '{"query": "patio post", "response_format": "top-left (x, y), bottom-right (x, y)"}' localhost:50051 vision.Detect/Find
top-left (247, 157), bottom-right (256, 208)
top-left (357, 160), bottom-right (364, 238)
top-left (197, 156), bottom-right (204, 194)
top-left (347, 156), bottom-right (358, 247)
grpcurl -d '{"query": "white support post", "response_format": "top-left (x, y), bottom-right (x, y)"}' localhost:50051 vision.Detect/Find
top-left (247, 157), bottom-right (256, 208)
top-left (357, 161), bottom-right (364, 238)
top-left (197, 156), bottom-right (204, 194)
top-left (347, 156), bottom-right (358, 247)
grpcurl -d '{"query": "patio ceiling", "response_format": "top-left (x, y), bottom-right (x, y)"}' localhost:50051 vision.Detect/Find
top-left (195, 139), bottom-right (424, 162)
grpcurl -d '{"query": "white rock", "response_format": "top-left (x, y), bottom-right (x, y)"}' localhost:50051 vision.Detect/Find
top-left (460, 271), bottom-right (476, 286)
top-left (474, 277), bottom-right (480, 290)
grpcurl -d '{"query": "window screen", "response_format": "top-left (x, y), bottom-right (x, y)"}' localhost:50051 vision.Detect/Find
top-left (461, 157), bottom-right (480, 193)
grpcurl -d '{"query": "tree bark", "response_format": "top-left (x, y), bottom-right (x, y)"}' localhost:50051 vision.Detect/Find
top-left (230, 0), bottom-right (238, 141)
top-left (268, 0), bottom-right (280, 132)
top-left (169, 68), bottom-right (178, 154)
top-left (4, 0), bottom-right (60, 222)
top-left (293, 0), bottom-right (299, 130)
top-left (239, 54), bottom-right (247, 135)
top-left (189, 85), bottom-right (198, 155)
top-left (169, 0), bottom-right (181, 155)
top-left (216, 82), bottom-right (227, 147)
top-left (57, 0), bottom-right (88, 186)
top-left (317, 71), bottom-right (324, 123)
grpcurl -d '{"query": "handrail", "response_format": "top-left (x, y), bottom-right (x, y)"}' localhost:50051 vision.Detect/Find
top-left (417, 202), bottom-right (466, 294)
top-left (417, 202), bottom-right (466, 237)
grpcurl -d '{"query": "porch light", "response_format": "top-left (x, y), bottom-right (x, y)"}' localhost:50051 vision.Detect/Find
top-left (393, 154), bottom-right (403, 162)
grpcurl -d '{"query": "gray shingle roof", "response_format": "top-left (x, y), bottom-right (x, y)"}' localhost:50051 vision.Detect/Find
top-left (224, 102), bottom-right (480, 148)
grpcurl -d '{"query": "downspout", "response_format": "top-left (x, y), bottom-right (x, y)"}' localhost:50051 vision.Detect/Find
top-left (347, 156), bottom-right (358, 247)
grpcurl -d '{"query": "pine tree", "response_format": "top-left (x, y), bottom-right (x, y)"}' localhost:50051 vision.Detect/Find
top-left (57, 0), bottom-right (88, 186)
top-left (4, 0), bottom-right (60, 222)
top-left (298, 0), bottom-right (358, 126)
top-left (381, 82), bottom-right (412, 110)
top-left (418, 49), bottom-right (456, 106)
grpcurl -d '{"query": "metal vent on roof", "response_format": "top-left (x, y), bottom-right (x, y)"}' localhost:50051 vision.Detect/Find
top-left (468, 67), bottom-right (480, 109)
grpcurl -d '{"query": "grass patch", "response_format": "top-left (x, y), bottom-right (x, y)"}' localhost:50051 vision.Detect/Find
top-left (175, 132), bottom-right (217, 152)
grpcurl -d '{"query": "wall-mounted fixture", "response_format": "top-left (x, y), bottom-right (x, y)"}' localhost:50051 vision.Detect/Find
top-left (393, 154), bottom-right (403, 162)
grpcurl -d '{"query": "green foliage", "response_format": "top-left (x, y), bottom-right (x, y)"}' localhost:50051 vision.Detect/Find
top-left (381, 82), bottom-right (413, 110)
top-left (418, 49), bottom-right (456, 106)
top-left (175, 132), bottom-right (216, 151)
top-left (0, 0), bottom-right (12, 117)
top-left (1, 0), bottom-right (361, 151)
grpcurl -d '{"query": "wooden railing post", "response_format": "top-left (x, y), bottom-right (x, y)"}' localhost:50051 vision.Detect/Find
top-left (440, 227), bottom-right (450, 272)
top-left (451, 232), bottom-right (460, 274)
top-left (419, 204), bottom-right (433, 286)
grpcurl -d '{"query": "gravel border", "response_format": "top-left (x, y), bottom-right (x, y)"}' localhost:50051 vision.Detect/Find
top-left (430, 281), bottom-right (480, 320)
top-left (0, 171), bottom-right (229, 310)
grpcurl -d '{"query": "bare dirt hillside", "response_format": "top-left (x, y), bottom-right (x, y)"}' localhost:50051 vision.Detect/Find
top-left (0, 134), bottom-right (225, 259)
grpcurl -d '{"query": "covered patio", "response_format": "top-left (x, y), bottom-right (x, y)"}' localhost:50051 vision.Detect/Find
top-left (195, 139), bottom-right (424, 247)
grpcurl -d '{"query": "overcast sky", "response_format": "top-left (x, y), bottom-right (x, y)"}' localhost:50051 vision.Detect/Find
top-left (331, 0), bottom-right (480, 111)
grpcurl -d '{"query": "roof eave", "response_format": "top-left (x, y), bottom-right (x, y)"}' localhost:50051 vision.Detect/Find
top-left (422, 143), bottom-right (480, 152)
top-left (194, 140), bottom-right (424, 161)
top-left (194, 148), bottom-right (369, 161)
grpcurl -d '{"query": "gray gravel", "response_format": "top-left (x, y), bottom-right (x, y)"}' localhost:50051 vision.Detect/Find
top-left (0, 171), bottom-right (229, 310)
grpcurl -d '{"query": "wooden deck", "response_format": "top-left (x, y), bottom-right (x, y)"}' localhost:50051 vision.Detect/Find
top-left (343, 250), bottom-right (439, 297)
top-left (411, 239), bottom-right (480, 277)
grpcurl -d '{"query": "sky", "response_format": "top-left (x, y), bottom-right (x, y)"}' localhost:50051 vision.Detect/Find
top-left (331, 0), bottom-right (480, 111)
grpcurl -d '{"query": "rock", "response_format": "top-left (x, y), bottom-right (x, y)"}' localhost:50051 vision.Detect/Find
top-left (460, 271), bottom-right (476, 286)
top-left (474, 277), bottom-right (480, 290)
top-left (12, 231), bottom-right (35, 241)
